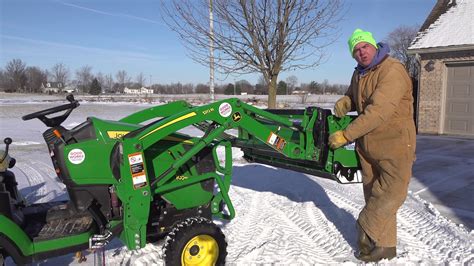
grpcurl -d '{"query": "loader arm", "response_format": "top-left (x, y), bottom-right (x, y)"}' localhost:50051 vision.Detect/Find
top-left (120, 99), bottom-right (314, 188)
top-left (118, 98), bottom-right (359, 195)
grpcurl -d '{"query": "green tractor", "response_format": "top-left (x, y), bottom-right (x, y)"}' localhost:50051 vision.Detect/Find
top-left (0, 95), bottom-right (360, 265)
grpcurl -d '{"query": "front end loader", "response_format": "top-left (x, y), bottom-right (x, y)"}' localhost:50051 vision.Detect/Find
top-left (0, 95), bottom-right (360, 265)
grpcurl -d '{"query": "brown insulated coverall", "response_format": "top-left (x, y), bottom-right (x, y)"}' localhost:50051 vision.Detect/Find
top-left (341, 56), bottom-right (416, 247)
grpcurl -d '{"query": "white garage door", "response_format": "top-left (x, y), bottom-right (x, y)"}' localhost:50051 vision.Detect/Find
top-left (444, 63), bottom-right (474, 136)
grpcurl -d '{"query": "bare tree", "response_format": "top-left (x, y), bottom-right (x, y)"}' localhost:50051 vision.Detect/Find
top-left (195, 83), bottom-right (210, 93)
top-left (171, 82), bottom-right (182, 94)
top-left (25, 66), bottom-right (47, 93)
top-left (321, 79), bottom-right (329, 94)
top-left (115, 70), bottom-right (130, 93)
top-left (96, 72), bottom-right (106, 89)
top-left (75, 65), bottom-right (93, 93)
top-left (4, 59), bottom-right (27, 92)
top-left (255, 75), bottom-right (268, 95)
top-left (161, 0), bottom-right (343, 108)
top-left (236, 79), bottom-right (253, 94)
top-left (0, 69), bottom-right (6, 90)
top-left (183, 83), bottom-right (195, 94)
top-left (385, 25), bottom-right (419, 78)
top-left (136, 72), bottom-right (146, 87)
top-left (104, 74), bottom-right (114, 93)
top-left (50, 63), bottom-right (70, 84)
top-left (214, 83), bottom-right (226, 94)
top-left (285, 75), bottom-right (298, 95)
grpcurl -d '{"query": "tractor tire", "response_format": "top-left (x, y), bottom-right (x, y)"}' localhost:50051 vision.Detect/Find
top-left (163, 217), bottom-right (227, 266)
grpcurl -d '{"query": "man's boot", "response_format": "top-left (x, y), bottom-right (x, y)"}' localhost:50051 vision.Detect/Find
top-left (356, 221), bottom-right (374, 255)
top-left (358, 246), bottom-right (396, 262)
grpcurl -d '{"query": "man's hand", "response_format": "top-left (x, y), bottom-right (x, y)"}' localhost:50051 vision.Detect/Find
top-left (329, 130), bottom-right (348, 149)
top-left (334, 96), bottom-right (352, 118)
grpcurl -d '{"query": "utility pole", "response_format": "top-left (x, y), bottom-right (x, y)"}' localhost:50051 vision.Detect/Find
top-left (209, 0), bottom-right (215, 101)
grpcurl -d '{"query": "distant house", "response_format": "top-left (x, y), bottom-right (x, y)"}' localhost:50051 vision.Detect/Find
top-left (408, 0), bottom-right (474, 137)
top-left (291, 90), bottom-right (308, 95)
top-left (62, 87), bottom-right (75, 94)
top-left (124, 86), bottom-right (153, 94)
top-left (123, 87), bottom-right (139, 94)
top-left (123, 87), bottom-right (134, 94)
top-left (140, 86), bottom-right (154, 94)
top-left (41, 82), bottom-right (64, 93)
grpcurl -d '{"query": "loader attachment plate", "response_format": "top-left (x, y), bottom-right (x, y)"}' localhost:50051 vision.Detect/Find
top-left (233, 107), bottom-right (361, 184)
top-left (237, 141), bottom-right (361, 183)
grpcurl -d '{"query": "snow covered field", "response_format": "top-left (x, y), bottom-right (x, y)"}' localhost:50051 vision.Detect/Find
top-left (0, 94), bottom-right (472, 265)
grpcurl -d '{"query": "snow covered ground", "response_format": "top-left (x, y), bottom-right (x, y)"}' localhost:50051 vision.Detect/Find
top-left (0, 94), bottom-right (472, 265)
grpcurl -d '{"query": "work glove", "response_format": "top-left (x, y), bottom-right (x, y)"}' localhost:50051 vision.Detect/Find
top-left (334, 96), bottom-right (352, 118)
top-left (329, 130), bottom-right (348, 149)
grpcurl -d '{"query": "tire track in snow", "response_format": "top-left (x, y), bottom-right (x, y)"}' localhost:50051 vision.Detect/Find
top-left (292, 201), bottom-right (351, 262)
top-left (309, 176), bottom-right (365, 212)
top-left (225, 187), bottom-right (315, 264)
top-left (16, 161), bottom-right (49, 203)
top-left (225, 186), bottom-right (354, 264)
top-left (16, 160), bottom-right (63, 203)
top-left (229, 191), bottom-right (324, 264)
top-left (265, 195), bottom-right (338, 264)
top-left (31, 160), bottom-right (65, 191)
top-left (223, 187), bottom-right (273, 263)
top-left (324, 187), bottom-right (361, 214)
top-left (397, 194), bottom-right (473, 264)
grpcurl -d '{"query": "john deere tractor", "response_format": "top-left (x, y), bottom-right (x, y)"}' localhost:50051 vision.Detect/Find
top-left (0, 95), bottom-right (359, 265)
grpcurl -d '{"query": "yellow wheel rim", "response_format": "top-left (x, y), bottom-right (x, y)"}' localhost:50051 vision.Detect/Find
top-left (181, 234), bottom-right (219, 266)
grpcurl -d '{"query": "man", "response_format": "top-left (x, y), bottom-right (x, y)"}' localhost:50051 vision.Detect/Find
top-left (328, 29), bottom-right (416, 262)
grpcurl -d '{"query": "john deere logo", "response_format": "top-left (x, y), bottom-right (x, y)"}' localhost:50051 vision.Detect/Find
top-left (232, 112), bottom-right (242, 122)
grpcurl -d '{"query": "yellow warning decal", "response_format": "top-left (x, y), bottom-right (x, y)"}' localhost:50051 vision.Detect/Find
top-left (107, 131), bottom-right (130, 139)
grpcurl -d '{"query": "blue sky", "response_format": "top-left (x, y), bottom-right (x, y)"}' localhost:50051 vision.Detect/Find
top-left (0, 0), bottom-right (436, 86)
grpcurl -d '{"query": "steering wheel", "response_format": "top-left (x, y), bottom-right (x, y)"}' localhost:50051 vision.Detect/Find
top-left (22, 94), bottom-right (80, 127)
